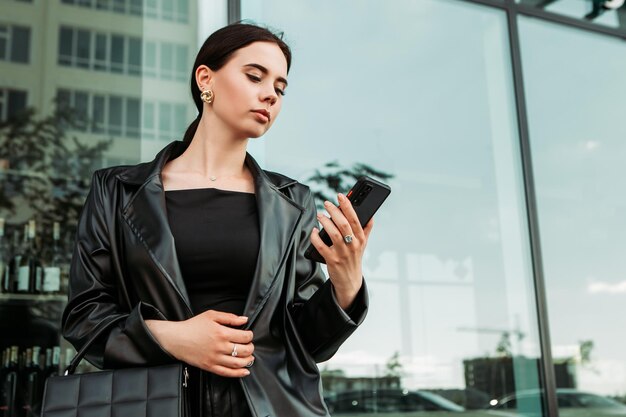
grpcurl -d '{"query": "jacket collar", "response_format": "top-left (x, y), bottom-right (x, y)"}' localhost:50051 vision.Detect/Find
top-left (116, 140), bottom-right (299, 192)
top-left (116, 140), bottom-right (304, 323)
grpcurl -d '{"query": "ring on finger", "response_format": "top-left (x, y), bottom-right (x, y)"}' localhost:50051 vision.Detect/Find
top-left (343, 234), bottom-right (354, 244)
top-left (231, 343), bottom-right (238, 357)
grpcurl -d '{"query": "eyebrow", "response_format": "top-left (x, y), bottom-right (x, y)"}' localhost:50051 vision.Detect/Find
top-left (244, 63), bottom-right (288, 87)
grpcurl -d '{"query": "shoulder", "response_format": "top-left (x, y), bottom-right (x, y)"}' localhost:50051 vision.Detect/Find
top-left (264, 169), bottom-right (314, 207)
top-left (90, 165), bottom-right (134, 188)
top-left (87, 164), bottom-right (145, 200)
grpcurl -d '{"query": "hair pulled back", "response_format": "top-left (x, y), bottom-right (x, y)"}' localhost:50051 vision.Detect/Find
top-left (182, 22), bottom-right (292, 143)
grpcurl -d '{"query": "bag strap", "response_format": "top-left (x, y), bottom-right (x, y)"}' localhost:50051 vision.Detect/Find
top-left (64, 315), bottom-right (127, 376)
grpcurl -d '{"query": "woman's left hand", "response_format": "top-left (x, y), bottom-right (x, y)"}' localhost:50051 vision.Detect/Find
top-left (310, 193), bottom-right (374, 311)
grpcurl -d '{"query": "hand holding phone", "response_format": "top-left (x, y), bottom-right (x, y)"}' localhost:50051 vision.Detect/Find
top-left (304, 176), bottom-right (391, 264)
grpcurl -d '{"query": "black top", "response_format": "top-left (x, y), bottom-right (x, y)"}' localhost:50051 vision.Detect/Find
top-left (165, 187), bottom-right (259, 316)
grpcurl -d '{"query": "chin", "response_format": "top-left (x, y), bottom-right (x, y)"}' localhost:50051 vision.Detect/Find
top-left (243, 125), bottom-right (270, 139)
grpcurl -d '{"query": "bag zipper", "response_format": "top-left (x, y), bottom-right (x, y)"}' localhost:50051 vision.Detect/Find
top-left (182, 366), bottom-right (190, 417)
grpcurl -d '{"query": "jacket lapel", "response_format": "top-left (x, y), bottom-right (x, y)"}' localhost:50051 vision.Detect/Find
top-left (120, 175), bottom-right (192, 312)
top-left (117, 142), bottom-right (193, 313)
top-left (115, 141), bottom-right (305, 320)
top-left (242, 154), bottom-right (304, 325)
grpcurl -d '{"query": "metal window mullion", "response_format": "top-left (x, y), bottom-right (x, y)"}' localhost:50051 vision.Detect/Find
top-left (155, 100), bottom-right (160, 138)
top-left (104, 93), bottom-right (110, 136)
top-left (89, 28), bottom-right (95, 70)
top-left (228, 0), bottom-right (240, 24)
top-left (86, 91), bottom-right (92, 133)
top-left (156, 40), bottom-right (161, 79)
top-left (71, 27), bottom-right (78, 67)
top-left (123, 35), bottom-right (128, 75)
top-left (515, 3), bottom-right (626, 40)
top-left (0, 26), bottom-right (7, 61)
top-left (169, 102), bottom-right (174, 138)
top-left (0, 89), bottom-right (6, 120)
top-left (121, 95), bottom-right (127, 137)
top-left (6, 25), bottom-right (12, 63)
top-left (149, 100), bottom-right (155, 138)
top-left (459, 0), bottom-right (626, 40)
top-left (503, 1), bottom-right (560, 416)
top-left (106, 31), bottom-right (111, 72)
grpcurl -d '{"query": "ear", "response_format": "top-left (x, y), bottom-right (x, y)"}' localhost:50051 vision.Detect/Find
top-left (195, 65), bottom-right (214, 89)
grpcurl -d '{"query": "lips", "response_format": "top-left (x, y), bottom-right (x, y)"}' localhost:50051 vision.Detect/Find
top-left (251, 109), bottom-right (270, 122)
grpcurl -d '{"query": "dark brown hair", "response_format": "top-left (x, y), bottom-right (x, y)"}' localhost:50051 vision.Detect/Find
top-left (182, 22), bottom-right (292, 143)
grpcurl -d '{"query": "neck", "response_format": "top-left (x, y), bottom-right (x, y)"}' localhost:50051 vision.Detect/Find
top-left (181, 113), bottom-right (250, 178)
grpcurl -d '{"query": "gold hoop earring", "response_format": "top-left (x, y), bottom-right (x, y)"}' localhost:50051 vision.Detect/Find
top-left (200, 89), bottom-right (214, 104)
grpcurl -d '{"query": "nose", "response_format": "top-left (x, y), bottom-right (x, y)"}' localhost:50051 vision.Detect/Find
top-left (260, 85), bottom-right (278, 106)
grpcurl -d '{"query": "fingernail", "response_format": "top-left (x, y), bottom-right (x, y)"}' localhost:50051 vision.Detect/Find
top-left (244, 370), bottom-right (250, 375)
top-left (338, 193), bottom-right (345, 200)
top-left (324, 200), bottom-right (331, 206)
top-left (239, 316), bottom-right (248, 320)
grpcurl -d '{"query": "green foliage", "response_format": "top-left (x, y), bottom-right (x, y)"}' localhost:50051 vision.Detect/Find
top-left (385, 351), bottom-right (403, 378)
top-left (306, 160), bottom-right (394, 210)
top-left (579, 339), bottom-right (594, 366)
top-left (0, 102), bottom-right (112, 251)
top-left (495, 332), bottom-right (513, 358)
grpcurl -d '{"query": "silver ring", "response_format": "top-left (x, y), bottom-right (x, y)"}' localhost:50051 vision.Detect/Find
top-left (343, 234), bottom-right (354, 244)
top-left (231, 344), bottom-right (238, 357)
top-left (245, 360), bottom-right (254, 368)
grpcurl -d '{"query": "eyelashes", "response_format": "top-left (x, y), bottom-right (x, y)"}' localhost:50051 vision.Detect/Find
top-left (246, 74), bottom-right (286, 96)
top-left (246, 74), bottom-right (261, 82)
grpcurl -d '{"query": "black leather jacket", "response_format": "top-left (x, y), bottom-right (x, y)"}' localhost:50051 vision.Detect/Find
top-left (61, 140), bottom-right (369, 417)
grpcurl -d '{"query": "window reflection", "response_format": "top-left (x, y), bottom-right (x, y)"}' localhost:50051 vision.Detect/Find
top-left (517, 0), bottom-right (626, 31)
top-left (242, 0), bottom-right (542, 415)
top-left (60, 0), bottom-right (188, 22)
top-left (2, 0), bottom-right (624, 415)
top-left (519, 14), bottom-right (626, 416)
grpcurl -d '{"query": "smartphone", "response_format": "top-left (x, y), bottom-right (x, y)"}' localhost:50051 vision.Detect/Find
top-left (304, 176), bottom-right (391, 264)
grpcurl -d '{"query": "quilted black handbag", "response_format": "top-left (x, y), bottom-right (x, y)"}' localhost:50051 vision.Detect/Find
top-left (40, 316), bottom-right (190, 417)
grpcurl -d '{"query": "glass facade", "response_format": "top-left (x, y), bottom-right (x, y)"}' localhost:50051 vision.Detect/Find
top-left (518, 0), bottom-right (626, 33)
top-left (519, 14), bottom-right (626, 415)
top-left (0, 0), bottom-right (624, 416)
top-left (241, 0), bottom-right (545, 415)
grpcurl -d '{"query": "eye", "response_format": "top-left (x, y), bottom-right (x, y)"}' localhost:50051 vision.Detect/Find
top-left (275, 87), bottom-right (286, 96)
top-left (246, 74), bottom-right (261, 82)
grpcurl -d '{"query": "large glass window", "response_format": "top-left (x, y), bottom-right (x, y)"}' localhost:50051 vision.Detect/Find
top-left (9, 25), bottom-right (29, 63)
top-left (0, 25), bottom-right (7, 60)
top-left (58, 26), bottom-right (73, 66)
top-left (242, 0), bottom-right (543, 415)
top-left (0, 88), bottom-right (27, 121)
top-left (160, 42), bottom-right (173, 80)
top-left (143, 40), bottom-right (157, 77)
top-left (55, 89), bottom-right (159, 140)
top-left (0, 2), bottom-right (206, 413)
top-left (0, 24), bottom-right (30, 64)
top-left (519, 15), bottom-right (626, 412)
top-left (75, 29), bottom-right (91, 69)
top-left (110, 34), bottom-right (124, 73)
top-left (57, 26), bottom-right (189, 81)
top-left (94, 33), bottom-right (107, 70)
top-left (128, 37), bottom-right (142, 75)
top-left (6, 0), bottom-right (625, 415)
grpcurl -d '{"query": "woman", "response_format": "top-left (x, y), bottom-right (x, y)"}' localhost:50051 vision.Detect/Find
top-left (62, 22), bottom-right (372, 417)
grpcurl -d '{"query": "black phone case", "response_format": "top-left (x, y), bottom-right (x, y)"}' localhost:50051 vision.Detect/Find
top-left (304, 176), bottom-right (391, 264)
